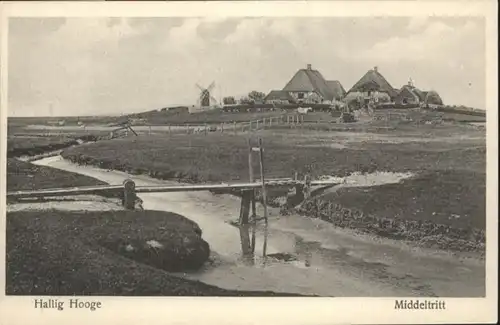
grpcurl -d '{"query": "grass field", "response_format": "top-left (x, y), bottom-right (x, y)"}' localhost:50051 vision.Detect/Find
top-left (62, 128), bottom-right (485, 182)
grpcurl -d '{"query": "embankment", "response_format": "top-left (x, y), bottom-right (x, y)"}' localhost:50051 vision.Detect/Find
top-left (6, 210), bottom-right (301, 296)
top-left (298, 169), bottom-right (485, 253)
top-left (7, 134), bottom-right (100, 158)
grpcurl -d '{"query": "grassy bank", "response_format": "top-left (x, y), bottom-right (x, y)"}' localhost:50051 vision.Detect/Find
top-left (296, 170), bottom-right (485, 252)
top-left (7, 158), bottom-right (108, 192)
top-left (7, 134), bottom-right (101, 158)
top-left (6, 210), bottom-right (301, 296)
top-left (60, 128), bottom-right (486, 252)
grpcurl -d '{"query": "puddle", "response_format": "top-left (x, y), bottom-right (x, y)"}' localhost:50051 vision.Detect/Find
top-left (318, 171), bottom-right (414, 188)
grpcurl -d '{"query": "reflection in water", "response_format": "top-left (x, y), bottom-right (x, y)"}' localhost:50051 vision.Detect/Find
top-left (294, 237), bottom-right (313, 267)
top-left (238, 224), bottom-right (254, 266)
top-left (236, 221), bottom-right (314, 269)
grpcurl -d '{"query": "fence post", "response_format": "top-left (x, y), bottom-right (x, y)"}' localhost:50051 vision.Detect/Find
top-left (233, 121), bottom-right (237, 134)
top-left (221, 123), bottom-right (224, 133)
top-left (205, 124), bottom-right (208, 135)
top-left (256, 119), bottom-right (259, 130)
top-left (258, 138), bottom-right (269, 259)
top-left (123, 179), bottom-right (136, 210)
top-left (269, 117), bottom-right (273, 127)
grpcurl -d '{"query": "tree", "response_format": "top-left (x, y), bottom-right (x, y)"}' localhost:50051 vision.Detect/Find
top-left (223, 96), bottom-right (236, 105)
top-left (248, 91), bottom-right (266, 103)
top-left (239, 96), bottom-right (252, 105)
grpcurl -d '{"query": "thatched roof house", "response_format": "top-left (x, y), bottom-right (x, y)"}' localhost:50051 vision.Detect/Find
top-left (394, 79), bottom-right (444, 107)
top-left (282, 64), bottom-right (346, 103)
top-left (395, 86), bottom-right (421, 105)
top-left (346, 66), bottom-right (398, 100)
top-left (326, 80), bottom-right (347, 100)
top-left (424, 90), bottom-right (444, 105)
top-left (264, 90), bottom-right (295, 104)
top-left (395, 80), bottom-right (427, 105)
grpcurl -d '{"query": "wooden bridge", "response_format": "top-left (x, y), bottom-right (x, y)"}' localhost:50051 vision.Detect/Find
top-left (6, 138), bottom-right (339, 259)
top-left (6, 178), bottom-right (337, 200)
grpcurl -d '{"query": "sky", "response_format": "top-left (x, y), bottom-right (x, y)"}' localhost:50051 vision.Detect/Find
top-left (8, 16), bottom-right (486, 117)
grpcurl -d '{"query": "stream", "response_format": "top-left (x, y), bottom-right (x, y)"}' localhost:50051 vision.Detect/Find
top-left (30, 155), bottom-right (485, 297)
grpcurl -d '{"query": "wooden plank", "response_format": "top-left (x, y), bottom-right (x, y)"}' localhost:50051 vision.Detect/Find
top-left (7, 185), bottom-right (123, 199)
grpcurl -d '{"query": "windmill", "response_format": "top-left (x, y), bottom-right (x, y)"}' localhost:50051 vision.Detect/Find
top-left (195, 81), bottom-right (218, 109)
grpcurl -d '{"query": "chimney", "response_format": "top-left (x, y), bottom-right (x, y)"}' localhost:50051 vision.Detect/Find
top-left (307, 64), bottom-right (312, 70)
top-left (374, 66), bottom-right (378, 72)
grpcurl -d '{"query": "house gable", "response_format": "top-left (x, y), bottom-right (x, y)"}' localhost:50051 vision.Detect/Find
top-left (282, 65), bottom-right (338, 102)
top-left (326, 80), bottom-right (346, 100)
top-left (347, 67), bottom-right (397, 98)
top-left (264, 90), bottom-right (295, 103)
top-left (396, 85), bottom-right (421, 104)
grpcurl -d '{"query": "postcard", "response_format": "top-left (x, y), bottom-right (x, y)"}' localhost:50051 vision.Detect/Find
top-left (0, 1), bottom-right (497, 324)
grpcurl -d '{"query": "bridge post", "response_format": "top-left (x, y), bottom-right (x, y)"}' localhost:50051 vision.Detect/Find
top-left (123, 179), bottom-right (136, 210)
top-left (303, 174), bottom-right (312, 200)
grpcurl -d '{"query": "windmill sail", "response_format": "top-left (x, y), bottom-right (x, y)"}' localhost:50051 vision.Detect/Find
top-left (196, 81), bottom-right (217, 108)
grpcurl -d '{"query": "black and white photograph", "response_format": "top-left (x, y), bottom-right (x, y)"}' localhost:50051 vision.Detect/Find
top-left (0, 1), bottom-right (497, 324)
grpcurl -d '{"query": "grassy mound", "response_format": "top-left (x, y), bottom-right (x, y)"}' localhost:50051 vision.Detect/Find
top-left (6, 210), bottom-right (289, 296)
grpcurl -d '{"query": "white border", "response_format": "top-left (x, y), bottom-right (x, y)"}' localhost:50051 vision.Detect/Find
top-left (0, 1), bottom-right (498, 324)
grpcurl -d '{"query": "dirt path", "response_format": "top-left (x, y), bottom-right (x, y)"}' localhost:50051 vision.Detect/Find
top-left (30, 156), bottom-right (485, 297)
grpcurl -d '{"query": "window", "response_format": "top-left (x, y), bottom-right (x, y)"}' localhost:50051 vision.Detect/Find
top-left (298, 93), bottom-right (305, 99)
